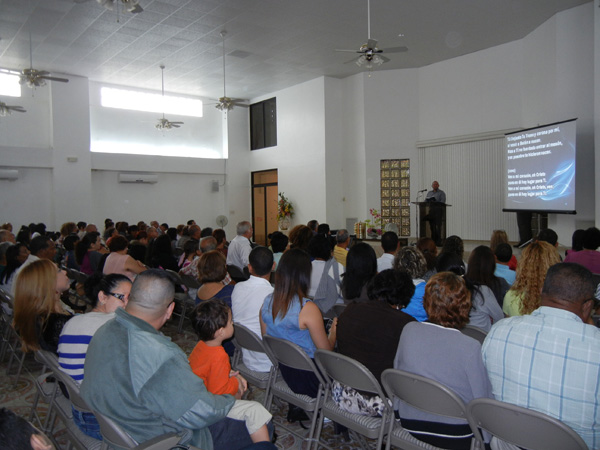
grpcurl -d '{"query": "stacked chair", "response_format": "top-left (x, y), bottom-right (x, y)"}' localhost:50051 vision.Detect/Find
top-left (0, 289), bottom-right (27, 387)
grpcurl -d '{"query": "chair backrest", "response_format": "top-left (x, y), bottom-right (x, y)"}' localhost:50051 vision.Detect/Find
top-left (460, 325), bottom-right (487, 344)
top-left (331, 304), bottom-right (346, 318)
top-left (381, 368), bottom-right (480, 430)
top-left (179, 273), bottom-right (201, 290)
top-left (314, 349), bottom-right (386, 398)
top-left (262, 335), bottom-right (325, 384)
top-left (233, 323), bottom-right (269, 355)
top-left (227, 264), bottom-right (248, 282)
top-left (165, 269), bottom-right (184, 285)
top-left (93, 410), bottom-right (139, 448)
top-left (467, 398), bottom-right (588, 450)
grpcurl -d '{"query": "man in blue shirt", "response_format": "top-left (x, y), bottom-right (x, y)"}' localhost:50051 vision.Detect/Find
top-left (482, 263), bottom-right (600, 449)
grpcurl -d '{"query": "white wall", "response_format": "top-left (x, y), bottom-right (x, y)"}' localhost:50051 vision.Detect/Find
top-left (596, 0), bottom-right (600, 226)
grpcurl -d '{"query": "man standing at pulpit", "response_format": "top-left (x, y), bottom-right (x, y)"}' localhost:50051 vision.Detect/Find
top-left (425, 181), bottom-right (446, 246)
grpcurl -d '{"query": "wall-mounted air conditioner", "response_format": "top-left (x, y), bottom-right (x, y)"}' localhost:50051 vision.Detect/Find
top-left (118, 173), bottom-right (158, 184)
top-left (0, 169), bottom-right (19, 181)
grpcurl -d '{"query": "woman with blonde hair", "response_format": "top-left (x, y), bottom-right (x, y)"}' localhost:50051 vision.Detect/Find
top-left (503, 240), bottom-right (561, 316)
top-left (490, 229), bottom-right (517, 270)
top-left (13, 259), bottom-right (71, 353)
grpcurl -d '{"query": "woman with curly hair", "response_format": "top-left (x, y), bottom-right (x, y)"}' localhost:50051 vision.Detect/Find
top-left (490, 229), bottom-right (517, 270)
top-left (503, 240), bottom-right (560, 316)
top-left (393, 246), bottom-right (428, 321)
top-left (394, 272), bottom-right (493, 449)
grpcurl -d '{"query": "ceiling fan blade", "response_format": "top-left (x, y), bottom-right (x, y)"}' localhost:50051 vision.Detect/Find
top-left (367, 39), bottom-right (378, 50)
top-left (73, 0), bottom-right (92, 3)
top-left (379, 55), bottom-right (391, 63)
top-left (381, 46), bottom-right (408, 53)
top-left (171, 122), bottom-right (184, 125)
top-left (334, 49), bottom-right (361, 53)
top-left (40, 75), bottom-right (69, 83)
top-left (344, 56), bottom-right (360, 64)
top-left (128, 4), bottom-right (143, 13)
top-left (11, 107), bottom-right (27, 113)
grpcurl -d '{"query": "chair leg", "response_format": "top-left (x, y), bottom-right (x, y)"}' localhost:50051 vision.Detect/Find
top-left (12, 351), bottom-right (26, 388)
top-left (177, 301), bottom-right (186, 333)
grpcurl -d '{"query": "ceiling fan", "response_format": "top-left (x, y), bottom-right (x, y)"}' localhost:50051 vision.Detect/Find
top-left (212, 30), bottom-right (249, 112)
top-left (74, 0), bottom-right (143, 14)
top-left (20, 33), bottom-right (69, 88)
top-left (335, 0), bottom-right (408, 74)
top-left (0, 102), bottom-right (26, 117)
top-left (155, 65), bottom-right (184, 131)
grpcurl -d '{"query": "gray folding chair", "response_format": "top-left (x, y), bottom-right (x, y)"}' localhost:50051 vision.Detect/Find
top-left (166, 269), bottom-right (196, 333)
top-left (381, 368), bottom-right (483, 450)
top-left (36, 350), bottom-right (103, 450)
top-left (0, 291), bottom-right (26, 387)
top-left (29, 351), bottom-right (63, 435)
top-left (314, 349), bottom-right (393, 450)
top-left (262, 335), bottom-right (326, 449)
top-left (231, 323), bottom-right (273, 406)
top-left (460, 325), bottom-right (488, 344)
top-left (467, 398), bottom-right (588, 450)
top-left (93, 410), bottom-right (201, 450)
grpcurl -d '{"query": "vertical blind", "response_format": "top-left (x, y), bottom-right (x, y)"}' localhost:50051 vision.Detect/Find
top-left (418, 134), bottom-right (520, 241)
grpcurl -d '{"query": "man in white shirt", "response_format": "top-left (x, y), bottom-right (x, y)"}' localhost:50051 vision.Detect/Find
top-left (377, 231), bottom-right (399, 272)
top-left (231, 246), bottom-right (274, 372)
top-left (227, 221), bottom-right (253, 271)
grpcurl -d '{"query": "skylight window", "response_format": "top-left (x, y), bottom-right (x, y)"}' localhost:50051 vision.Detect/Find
top-left (101, 87), bottom-right (202, 117)
top-left (0, 72), bottom-right (22, 97)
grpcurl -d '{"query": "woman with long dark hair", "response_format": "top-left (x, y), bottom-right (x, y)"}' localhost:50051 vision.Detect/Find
top-left (260, 248), bottom-right (336, 398)
top-left (465, 245), bottom-right (510, 308)
top-left (75, 232), bottom-right (105, 275)
top-left (341, 243), bottom-right (377, 303)
top-left (1, 243), bottom-right (29, 293)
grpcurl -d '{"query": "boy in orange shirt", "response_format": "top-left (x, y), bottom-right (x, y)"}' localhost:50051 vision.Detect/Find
top-left (189, 299), bottom-right (272, 444)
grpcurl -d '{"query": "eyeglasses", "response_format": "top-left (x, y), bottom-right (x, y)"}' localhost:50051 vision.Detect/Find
top-left (109, 292), bottom-right (127, 302)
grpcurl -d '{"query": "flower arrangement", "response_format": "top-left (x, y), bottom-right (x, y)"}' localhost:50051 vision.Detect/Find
top-left (364, 208), bottom-right (383, 236)
top-left (277, 192), bottom-right (294, 221)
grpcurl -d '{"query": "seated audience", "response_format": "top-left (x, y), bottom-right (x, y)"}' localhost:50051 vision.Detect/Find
top-left (81, 270), bottom-right (264, 450)
top-left (333, 229), bottom-right (350, 266)
top-left (394, 247), bottom-right (428, 321)
top-left (0, 407), bottom-right (55, 450)
top-left (0, 242), bottom-right (10, 279)
top-left (127, 230), bottom-right (147, 263)
top-left (268, 231), bottom-right (288, 269)
top-left (307, 235), bottom-right (344, 314)
top-left (1, 243), bottom-right (29, 294)
top-left (377, 231), bottom-right (399, 272)
top-left (58, 273), bottom-right (132, 439)
top-left (102, 226), bottom-right (118, 244)
top-left (58, 222), bottom-right (77, 245)
top-left (103, 235), bottom-right (146, 281)
top-left (307, 220), bottom-right (319, 235)
top-left (565, 228), bottom-right (585, 258)
top-left (490, 229), bottom-right (517, 271)
top-left (227, 221), bottom-right (253, 271)
top-left (0, 229), bottom-right (16, 244)
top-left (63, 234), bottom-right (80, 270)
top-left (493, 243), bottom-right (516, 286)
top-left (260, 249), bottom-right (336, 398)
top-left (189, 299), bottom-right (272, 445)
top-left (335, 269), bottom-right (416, 416)
top-left (75, 232), bottom-right (105, 275)
top-left (564, 226), bottom-right (600, 273)
top-left (341, 243), bottom-right (377, 303)
top-left (441, 235), bottom-right (467, 269)
top-left (231, 247), bottom-right (274, 373)
top-left (179, 239), bottom-right (201, 274)
top-left (416, 237), bottom-right (437, 281)
top-left (212, 228), bottom-right (228, 258)
top-left (394, 272), bottom-right (493, 449)
top-left (466, 245), bottom-right (510, 308)
top-left (12, 236), bottom-right (57, 294)
top-left (287, 225), bottom-right (313, 252)
top-left (196, 251), bottom-right (234, 307)
top-left (77, 222), bottom-right (87, 239)
top-left (503, 240), bottom-right (560, 317)
top-left (148, 234), bottom-right (178, 271)
top-left (483, 263), bottom-right (600, 450)
top-left (13, 259), bottom-right (71, 353)
top-left (16, 225), bottom-right (31, 246)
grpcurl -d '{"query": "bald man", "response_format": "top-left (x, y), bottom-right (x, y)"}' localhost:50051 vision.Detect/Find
top-left (81, 270), bottom-right (263, 449)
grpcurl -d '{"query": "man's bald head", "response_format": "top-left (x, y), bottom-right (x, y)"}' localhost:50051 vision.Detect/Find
top-left (127, 270), bottom-right (175, 321)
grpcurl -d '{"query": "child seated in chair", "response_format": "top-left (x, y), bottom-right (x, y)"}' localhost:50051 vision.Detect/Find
top-left (189, 299), bottom-right (273, 444)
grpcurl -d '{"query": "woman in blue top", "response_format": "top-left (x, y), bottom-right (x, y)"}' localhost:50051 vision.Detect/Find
top-left (260, 248), bottom-right (336, 398)
top-left (393, 246), bottom-right (428, 322)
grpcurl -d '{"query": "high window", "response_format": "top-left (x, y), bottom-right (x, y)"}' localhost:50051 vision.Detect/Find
top-left (250, 97), bottom-right (277, 150)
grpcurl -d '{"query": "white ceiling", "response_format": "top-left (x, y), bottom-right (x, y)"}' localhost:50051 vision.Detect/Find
top-left (0, 0), bottom-right (591, 101)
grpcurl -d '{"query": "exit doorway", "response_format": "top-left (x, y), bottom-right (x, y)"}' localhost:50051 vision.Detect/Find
top-left (251, 169), bottom-right (278, 246)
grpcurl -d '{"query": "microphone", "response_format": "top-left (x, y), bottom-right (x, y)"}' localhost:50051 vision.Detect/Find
top-left (418, 189), bottom-right (427, 193)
